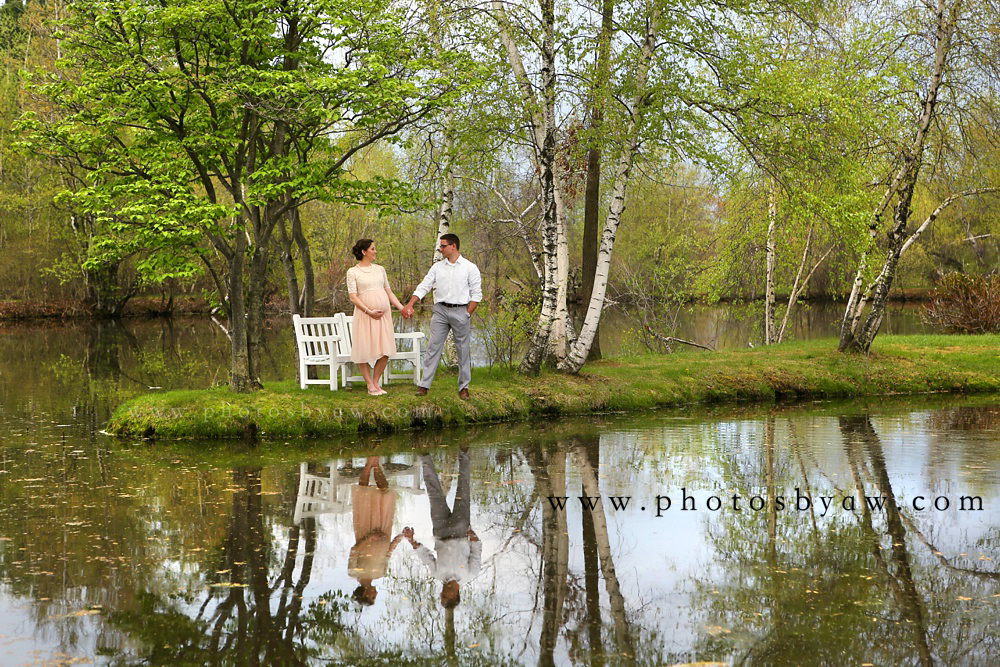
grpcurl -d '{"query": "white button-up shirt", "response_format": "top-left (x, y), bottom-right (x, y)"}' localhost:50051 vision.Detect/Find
top-left (414, 539), bottom-right (483, 583)
top-left (413, 255), bottom-right (483, 304)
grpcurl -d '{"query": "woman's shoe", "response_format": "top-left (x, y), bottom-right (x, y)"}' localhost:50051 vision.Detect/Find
top-left (368, 388), bottom-right (383, 396)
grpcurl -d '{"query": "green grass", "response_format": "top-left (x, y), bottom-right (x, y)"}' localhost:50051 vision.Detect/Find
top-left (106, 335), bottom-right (1000, 439)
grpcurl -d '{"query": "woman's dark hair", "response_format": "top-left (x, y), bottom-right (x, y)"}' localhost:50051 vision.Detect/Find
top-left (351, 239), bottom-right (374, 261)
top-left (352, 585), bottom-right (376, 606)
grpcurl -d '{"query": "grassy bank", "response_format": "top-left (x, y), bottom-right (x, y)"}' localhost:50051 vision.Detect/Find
top-left (106, 335), bottom-right (1000, 439)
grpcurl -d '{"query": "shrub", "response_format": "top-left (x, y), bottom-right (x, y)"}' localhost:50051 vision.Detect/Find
top-left (479, 291), bottom-right (539, 367)
top-left (923, 273), bottom-right (1000, 333)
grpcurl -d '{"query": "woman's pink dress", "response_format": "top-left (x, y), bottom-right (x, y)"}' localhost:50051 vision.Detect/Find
top-left (346, 264), bottom-right (396, 364)
top-left (348, 484), bottom-right (397, 582)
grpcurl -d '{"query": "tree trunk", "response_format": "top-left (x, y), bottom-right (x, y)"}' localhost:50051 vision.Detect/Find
top-left (550, 205), bottom-right (569, 363)
top-left (839, 0), bottom-right (957, 353)
top-left (276, 217), bottom-right (301, 315)
top-left (434, 117), bottom-right (456, 263)
top-left (580, 0), bottom-right (613, 362)
top-left (560, 9), bottom-right (660, 373)
top-left (493, 0), bottom-right (568, 372)
top-left (228, 226), bottom-right (253, 392)
top-left (289, 206), bottom-right (314, 316)
top-left (247, 242), bottom-right (268, 386)
top-left (764, 183), bottom-right (778, 345)
top-left (517, 0), bottom-right (560, 374)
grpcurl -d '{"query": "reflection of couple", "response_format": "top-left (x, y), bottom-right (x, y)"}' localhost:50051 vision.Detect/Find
top-left (346, 234), bottom-right (482, 398)
top-left (348, 450), bottom-right (481, 609)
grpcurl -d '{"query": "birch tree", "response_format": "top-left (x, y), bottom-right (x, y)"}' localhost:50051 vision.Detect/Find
top-left (490, 0), bottom-right (571, 373)
top-left (839, 0), bottom-right (1000, 352)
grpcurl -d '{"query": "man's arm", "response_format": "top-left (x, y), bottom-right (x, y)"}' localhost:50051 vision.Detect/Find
top-left (467, 534), bottom-right (483, 577)
top-left (466, 264), bottom-right (483, 315)
top-left (402, 265), bottom-right (437, 318)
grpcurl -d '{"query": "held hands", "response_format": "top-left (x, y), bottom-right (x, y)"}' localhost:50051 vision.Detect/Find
top-left (400, 305), bottom-right (414, 319)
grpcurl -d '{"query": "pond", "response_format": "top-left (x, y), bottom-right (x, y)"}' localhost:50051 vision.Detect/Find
top-left (0, 316), bottom-right (996, 667)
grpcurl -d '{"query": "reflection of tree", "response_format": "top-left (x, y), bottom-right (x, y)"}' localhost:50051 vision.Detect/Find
top-left (107, 466), bottom-right (321, 666)
top-left (693, 416), bottom-right (907, 666)
top-left (510, 436), bottom-right (651, 667)
top-left (531, 445), bottom-right (569, 667)
top-left (0, 440), bottom-right (220, 656)
top-left (580, 438), bottom-right (603, 667)
top-left (842, 416), bottom-right (1000, 667)
top-left (571, 439), bottom-right (634, 666)
top-left (841, 416), bottom-right (934, 667)
top-left (692, 413), bottom-right (1000, 667)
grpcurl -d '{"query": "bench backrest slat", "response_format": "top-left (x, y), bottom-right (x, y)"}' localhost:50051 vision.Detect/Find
top-left (293, 315), bottom-right (340, 358)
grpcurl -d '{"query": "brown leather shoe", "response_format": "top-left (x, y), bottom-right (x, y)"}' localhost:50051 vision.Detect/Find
top-left (458, 388), bottom-right (470, 400)
top-left (415, 387), bottom-right (428, 396)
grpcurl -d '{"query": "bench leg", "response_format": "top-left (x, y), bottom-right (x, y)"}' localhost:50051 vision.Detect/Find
top-left (414, 341), bottom-right (422, 385)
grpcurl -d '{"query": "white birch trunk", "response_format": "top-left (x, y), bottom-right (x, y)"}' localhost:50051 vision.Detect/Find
top-left (550, 198), bottom-right (569, 361)
top-left (494, 0), bottom-right (568, 371)
top-left (764, 183), bottom-right (778, 345)
top-left (777, 225), bottom-right (835, 344)
top-left (840, 0), bottom-right (958, 352)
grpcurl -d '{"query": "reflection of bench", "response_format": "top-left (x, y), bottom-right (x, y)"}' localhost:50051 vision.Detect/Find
top-left (293, 457), bottom-right (425, 523)
top-left (335, 313), bottom-right (425, 388)
top-left (292, 315), bottom-right (347, 390)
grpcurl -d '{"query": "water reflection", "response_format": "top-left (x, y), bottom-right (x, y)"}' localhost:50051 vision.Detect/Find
top-left (1, 404), bottom-right (998, 665)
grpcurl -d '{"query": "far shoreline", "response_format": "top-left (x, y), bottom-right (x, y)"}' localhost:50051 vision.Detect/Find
top-left (105, 334), bottom-right (1000, 441)
top-left (1, 289), bottom-right (935, 321)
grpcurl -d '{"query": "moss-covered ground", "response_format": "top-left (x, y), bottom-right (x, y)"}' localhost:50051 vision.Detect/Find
top-left (105, 335), bottom-right (1000, 439)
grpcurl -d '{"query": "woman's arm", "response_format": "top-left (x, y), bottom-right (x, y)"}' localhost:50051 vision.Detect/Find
top-left (382, 267), bottom-right (405, 311)
top-left (385, 288), bottom-right (405, 311)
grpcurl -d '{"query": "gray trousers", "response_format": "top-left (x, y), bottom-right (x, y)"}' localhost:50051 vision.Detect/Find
top-left (422, 451), bottom-right (471, 540)
top-left (419, 303), bottom-right (471, 390)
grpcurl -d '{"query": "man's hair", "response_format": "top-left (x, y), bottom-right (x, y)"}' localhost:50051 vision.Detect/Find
top-left (440, 233), bottom-right (460, 251)
top-left (441, 586), bottom-right (461, 609)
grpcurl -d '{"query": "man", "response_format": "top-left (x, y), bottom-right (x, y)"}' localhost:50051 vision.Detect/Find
top-left (402, 447), bottom-right (481, 609)
top-left (401, 233), bottom-right (482, 399)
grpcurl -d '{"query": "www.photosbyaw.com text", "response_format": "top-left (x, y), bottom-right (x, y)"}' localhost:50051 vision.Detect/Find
top-left (547, 487), bottom-right (984, 517)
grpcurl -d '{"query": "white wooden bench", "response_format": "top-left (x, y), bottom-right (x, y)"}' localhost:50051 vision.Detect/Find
top-left (292, 315), bottom-right (349, 390)
top-left (292, 313), bottom-right (425, 390)
top-left (335, 313), bottom-right (425, 387)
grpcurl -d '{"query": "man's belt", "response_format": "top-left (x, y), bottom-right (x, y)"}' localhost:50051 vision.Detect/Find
top-left (439, 302), bottom-right (468, 308)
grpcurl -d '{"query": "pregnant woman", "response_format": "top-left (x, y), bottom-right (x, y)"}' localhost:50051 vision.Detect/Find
top-left (346, 239), bottom-right (406, 395)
